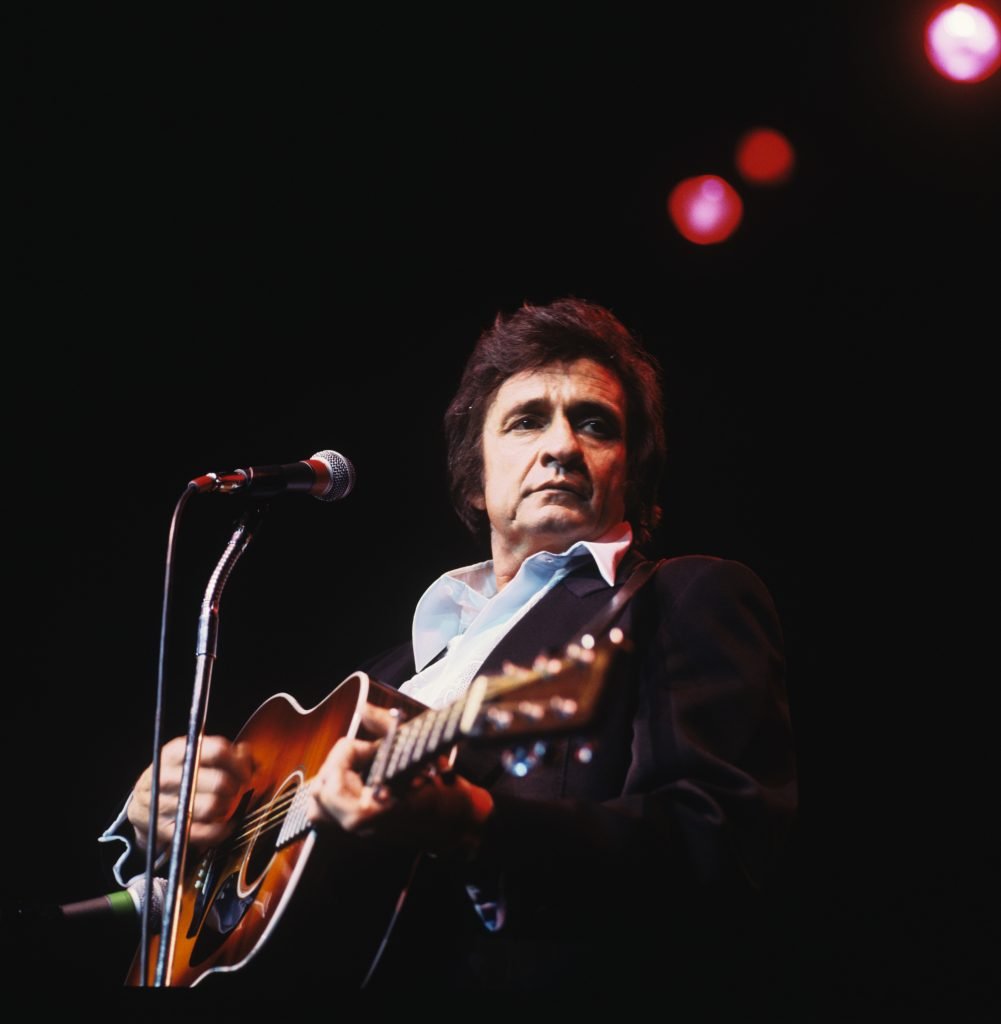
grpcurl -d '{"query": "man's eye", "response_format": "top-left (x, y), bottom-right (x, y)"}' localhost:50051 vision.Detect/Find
top-left (580, 418), bottom-right (615, 437)
top-left (511, 417), bottom-right (541, 430)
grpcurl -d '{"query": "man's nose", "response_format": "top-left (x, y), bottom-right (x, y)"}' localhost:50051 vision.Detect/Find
top-left (540, 414), bottom-right (583, 470)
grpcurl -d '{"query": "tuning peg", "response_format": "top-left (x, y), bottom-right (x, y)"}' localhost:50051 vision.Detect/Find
top-left (501, 660), bottom-right (526, 678)
top-left (529, 653), bottom-right (565, 676)
top-left (501, 741), bottom-right (549, 778)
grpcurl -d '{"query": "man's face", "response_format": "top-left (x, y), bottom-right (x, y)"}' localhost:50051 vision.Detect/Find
top-left (474, 358), bottom-right (628, 570)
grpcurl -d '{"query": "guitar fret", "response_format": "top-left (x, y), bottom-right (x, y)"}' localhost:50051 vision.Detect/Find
top-left (427, 706), bottom-right (448, 752)
top-left (291, 787), bottom-right (306, 842)
top-left (368, 740), bottom-right (389, 788)
top-left (411, 710), bottom-right (436, 764)
top-left (386, 723), bottom-right (409, 778)
top-left (296, 786), bottom-right (308, 838)
top-left (368, 708), bottom-right (403, 788)
top-left (398, 716), bottom-right (422, 774)
top-left (277, 793), bottom-right (293, 846)
top-left (443, 696), bottom-right (465, 743)
top-left (277, 784), bottom-right (308, 847)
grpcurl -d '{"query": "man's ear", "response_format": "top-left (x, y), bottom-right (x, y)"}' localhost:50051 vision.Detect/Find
top-left (470, 491), bottom-right (486, 511)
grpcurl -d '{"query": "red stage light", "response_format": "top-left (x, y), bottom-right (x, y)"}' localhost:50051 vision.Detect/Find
top-left (667, 175), bottom-right (744, 245)
top-left (735, 127), bottom-right (796, 185)
top-left (925, 3), bottom-right (1001, 82)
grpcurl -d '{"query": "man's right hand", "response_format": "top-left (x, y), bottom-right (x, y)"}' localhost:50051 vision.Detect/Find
top-left (127, 735), bottom-right (255, 853)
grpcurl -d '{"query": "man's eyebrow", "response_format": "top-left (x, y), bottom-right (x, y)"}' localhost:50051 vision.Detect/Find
top-left (498, 397), bottom-right (624, 426)
top-left (569, 399), bottom-right (624, 424)
top-left (500, 397), bottom-right (551, 420)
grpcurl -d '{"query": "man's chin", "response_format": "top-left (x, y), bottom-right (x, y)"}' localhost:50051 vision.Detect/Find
top-left (518, 512), bottom-right (596, 550)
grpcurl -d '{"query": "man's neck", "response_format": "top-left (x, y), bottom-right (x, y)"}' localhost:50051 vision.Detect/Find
top-left (491, 536), bottom-right (560, 591)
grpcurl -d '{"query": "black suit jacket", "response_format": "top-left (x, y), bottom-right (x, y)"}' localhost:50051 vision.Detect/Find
top-left (355, 551), bottom-right (797, 995)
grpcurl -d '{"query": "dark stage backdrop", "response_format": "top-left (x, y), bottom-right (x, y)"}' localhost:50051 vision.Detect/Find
top-left (7, 3), bottom-right (997, 1017)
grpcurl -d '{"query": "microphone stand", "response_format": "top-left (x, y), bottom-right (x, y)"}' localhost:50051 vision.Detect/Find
top-left (153, 504), bottom-right (267, 987)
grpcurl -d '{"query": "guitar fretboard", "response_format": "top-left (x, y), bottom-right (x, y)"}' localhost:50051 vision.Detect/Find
top-left (366, 676), bottom-right (487, 787)
top-left (276, 785), bottom-right (312, 847)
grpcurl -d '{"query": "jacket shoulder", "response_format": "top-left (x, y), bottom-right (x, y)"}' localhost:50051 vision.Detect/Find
top-left (644, 554), bottom-right (779, 620)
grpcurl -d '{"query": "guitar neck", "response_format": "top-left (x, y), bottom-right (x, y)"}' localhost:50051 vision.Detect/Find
top-left (363, 637), bottom-right (618, 790)
top-left (365, 675), bottom-right (488, 788)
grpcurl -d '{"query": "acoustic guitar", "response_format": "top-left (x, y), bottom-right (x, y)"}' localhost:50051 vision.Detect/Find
top-left (127, 631), bottom-right (624, 987)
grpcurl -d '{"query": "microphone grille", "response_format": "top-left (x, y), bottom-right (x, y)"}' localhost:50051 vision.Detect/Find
top-left (129, 875), bottom-right (168, 925)
top-left (147, 877), bottom-right (167, 921)
top-left (310, 450), bottom-right (356, 502)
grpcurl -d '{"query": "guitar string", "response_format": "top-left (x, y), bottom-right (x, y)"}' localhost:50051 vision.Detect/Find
top-left (229, 734), bottom-right (435, 848)
top-left (229, 717), bottom-right (420, 842)
top-left (222, 669), bottom-right (568, 850)
top-left (228, 672), bottom-right (553, 830)
top-left (225, 718), bottom-right (445, 850)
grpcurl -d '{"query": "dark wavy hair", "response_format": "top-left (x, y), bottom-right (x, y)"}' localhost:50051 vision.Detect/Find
top-left (444, 298), bottom-right (665, 545)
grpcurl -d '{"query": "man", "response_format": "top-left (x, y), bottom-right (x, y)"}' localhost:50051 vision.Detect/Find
top-left (111, 298), bottom-right (796, 997)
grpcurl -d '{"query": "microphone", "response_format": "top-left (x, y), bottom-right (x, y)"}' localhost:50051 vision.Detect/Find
top-left (57, 876), bottom-right (167, 925)
top-left (190, 449), bottom-right (356, 502)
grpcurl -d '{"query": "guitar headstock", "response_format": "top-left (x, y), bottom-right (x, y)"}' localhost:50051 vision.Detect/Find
top-left (463, 626), bottom-right (630, 743)
top-left (366, 627), bottom-right (631, 789)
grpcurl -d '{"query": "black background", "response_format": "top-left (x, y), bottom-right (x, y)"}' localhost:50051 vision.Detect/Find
top-left (6, 3), bottom-right (998, 1017)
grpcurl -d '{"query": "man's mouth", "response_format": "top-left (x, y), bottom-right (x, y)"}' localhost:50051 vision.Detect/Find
top-left (531, 482), bottom-right (588, 499)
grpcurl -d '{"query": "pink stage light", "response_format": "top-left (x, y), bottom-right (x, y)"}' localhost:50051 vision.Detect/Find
top-left (735, 127), bottom-right (796, 185)
top-left (925, 3), bottom-right (1001, 82)
top-left (667, 175), bottom-right (744, 245)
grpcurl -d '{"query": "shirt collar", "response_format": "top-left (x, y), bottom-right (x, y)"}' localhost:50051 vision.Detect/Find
top-left (411, 522), bottom-right (633, 670)
top-left (554, 520), bottom-right (633, 587)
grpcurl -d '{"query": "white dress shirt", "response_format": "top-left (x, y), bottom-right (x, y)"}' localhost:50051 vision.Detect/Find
top-left (399, 522), bottom-right (632, 709)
